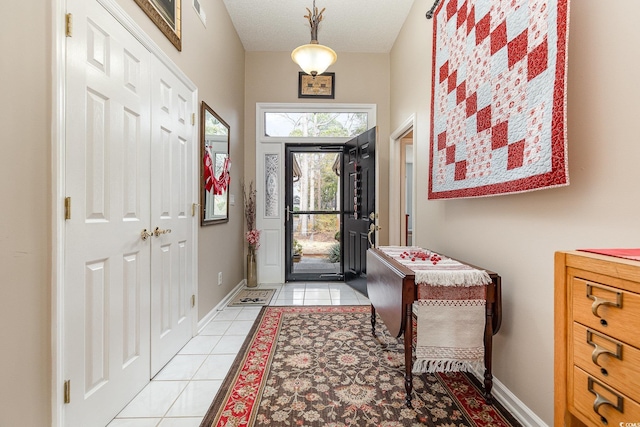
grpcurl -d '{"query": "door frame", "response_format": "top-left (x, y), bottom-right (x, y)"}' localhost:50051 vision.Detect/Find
top-left (389, 115), bottom-right (417, 246)
top-left (255, 103), bottom-right (377, 284)
top-left (51, 0), bottom-right (199, 425)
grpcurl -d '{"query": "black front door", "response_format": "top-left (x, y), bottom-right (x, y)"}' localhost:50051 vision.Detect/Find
top-left (342, 127), bottom-right (376, 284)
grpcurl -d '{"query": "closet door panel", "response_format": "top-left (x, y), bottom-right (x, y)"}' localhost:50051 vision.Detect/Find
top-left (150, 55), bottom-right (196, 376)
top-left (64, 0), bottom-right (151, 425)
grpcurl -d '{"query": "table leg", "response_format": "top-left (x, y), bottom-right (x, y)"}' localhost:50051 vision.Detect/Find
top-left (404, 302), bottom-right (413, 408)
top-left (483, 285), bottom-right (495, 404)
top-left (371, 305), bottom-right (376, 336)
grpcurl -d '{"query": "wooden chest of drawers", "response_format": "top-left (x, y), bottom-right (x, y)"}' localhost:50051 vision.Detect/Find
top-left (555, 251), bottom-right (640, 426)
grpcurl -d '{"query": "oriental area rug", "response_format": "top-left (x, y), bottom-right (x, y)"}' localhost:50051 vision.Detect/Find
top-left (428, 0), bottom-right (570, 199)
top-left (200, 306), bottom-right (521, 427)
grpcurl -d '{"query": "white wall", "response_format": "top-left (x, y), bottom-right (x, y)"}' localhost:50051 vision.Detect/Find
top-left (0, 3), bottom-right (51, 426)
top-left (390, 0), bottom-right (640, 423)
top-left (0, 0), bottom-right (245, 425)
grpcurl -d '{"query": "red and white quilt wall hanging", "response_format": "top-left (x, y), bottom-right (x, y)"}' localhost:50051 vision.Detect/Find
top-left (428, 0), bottom-right (570, 199)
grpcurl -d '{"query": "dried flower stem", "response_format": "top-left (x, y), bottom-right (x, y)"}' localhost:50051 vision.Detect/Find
top-left (242, 181), bottom-right (260, 250)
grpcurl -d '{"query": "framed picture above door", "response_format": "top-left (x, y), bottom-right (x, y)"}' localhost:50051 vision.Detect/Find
top-left (298, 72), bottom-right (335, 99)
top-left (133, 0), bottom-right (182, 50)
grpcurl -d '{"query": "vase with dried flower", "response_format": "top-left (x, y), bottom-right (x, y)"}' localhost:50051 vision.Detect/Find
top-left (243, 181), bottom-right (259, 287)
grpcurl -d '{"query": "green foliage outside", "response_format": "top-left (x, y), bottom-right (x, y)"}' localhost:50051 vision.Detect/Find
top-left (318, 155), bottom-right (338, 210)
top-left (285, 112), bottom-right (367, 138)
top-left (327, 242), bottom-right (341, 263)
top-left (205, 117), bottom-right (228, 136)
top-left (313, 214), bottom-right (338, 234)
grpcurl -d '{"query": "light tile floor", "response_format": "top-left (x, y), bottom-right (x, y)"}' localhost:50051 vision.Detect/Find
top-left (107, 282), bottom-right (370, 427)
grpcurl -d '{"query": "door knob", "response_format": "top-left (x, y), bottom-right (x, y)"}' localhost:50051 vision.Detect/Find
top-left (367, 224), bottom-right (382, 248)
top-left (154, 227), bottom-right (172, 237)
top-left (141, 229), bottom-right (153, 241)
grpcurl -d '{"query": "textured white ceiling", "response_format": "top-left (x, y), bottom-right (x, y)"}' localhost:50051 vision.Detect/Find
top-left (222, 0), bottom-right (416, 53)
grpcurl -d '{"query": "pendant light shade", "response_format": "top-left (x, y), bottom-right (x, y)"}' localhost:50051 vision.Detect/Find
top-left (292, 0), bottom-right (337, 77)
top-left (291, 42), bottom-right (337, 77)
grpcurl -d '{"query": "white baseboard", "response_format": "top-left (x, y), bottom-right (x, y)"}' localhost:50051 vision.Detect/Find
top-left (197, 279), bottom-right (246, 333)
top-left (490, 375), bottom-right (548, 427)
top-left (470, 368), bottom-right (548, 427)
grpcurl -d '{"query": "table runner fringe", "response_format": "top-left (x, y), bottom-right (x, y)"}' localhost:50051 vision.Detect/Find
top-left (413, 358), bottom-right (483, 374)
top-left (415, 269), bottom-right (491, 287)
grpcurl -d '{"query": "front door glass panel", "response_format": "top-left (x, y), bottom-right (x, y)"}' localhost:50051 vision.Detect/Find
top-left (286, 149), bottom-right (342, 281)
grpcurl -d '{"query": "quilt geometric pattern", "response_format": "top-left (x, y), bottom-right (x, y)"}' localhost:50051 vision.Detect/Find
top-left (428, 0), bottom-right (570, 199)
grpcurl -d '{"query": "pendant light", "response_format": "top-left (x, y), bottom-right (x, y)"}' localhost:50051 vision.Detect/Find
top-left (291, 0), bottom-right (337, 77)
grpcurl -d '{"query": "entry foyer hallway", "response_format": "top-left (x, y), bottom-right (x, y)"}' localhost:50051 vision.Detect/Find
top-left (107, 282), bottom-right (371, 427)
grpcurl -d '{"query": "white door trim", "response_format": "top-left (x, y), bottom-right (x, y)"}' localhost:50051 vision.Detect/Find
top-left (51, 1), bottom-right (66, 425)
top-left (255, 103), bottom-right (377, 283)
top-left (52, 0), bottom-right (198, 425)
top-left (389, 115), bottom-right (416, 246)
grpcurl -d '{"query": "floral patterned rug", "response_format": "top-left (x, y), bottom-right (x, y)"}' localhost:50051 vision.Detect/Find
top-left (200, 306), bottom-right (521, 427)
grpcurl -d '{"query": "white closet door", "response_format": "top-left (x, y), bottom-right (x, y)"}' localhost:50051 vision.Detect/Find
top-left (149, 55), bottom-right (196, 375)
top-left (63, 0), bottom-right (152, 425)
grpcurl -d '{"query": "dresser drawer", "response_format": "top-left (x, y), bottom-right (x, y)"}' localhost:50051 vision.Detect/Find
top-left (572, 277), bottom-right (640, 347)
top-left (573, 322), bottom-right (640, 402)
top-left (573, 366), bottom-right (640, 426)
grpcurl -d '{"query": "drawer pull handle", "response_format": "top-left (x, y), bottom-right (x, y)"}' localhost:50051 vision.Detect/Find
top-left (588, 377), bottom-right (624, 417)
top-left (586, 284), bottom-right (622, 318)
top-left (586, 330), bottom-right (623, 366)
top-left (592, 345), bottom-right (616, 366)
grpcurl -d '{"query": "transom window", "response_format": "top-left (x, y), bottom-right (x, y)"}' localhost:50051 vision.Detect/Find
top-left (264, 112), bottom-right (368, 138)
